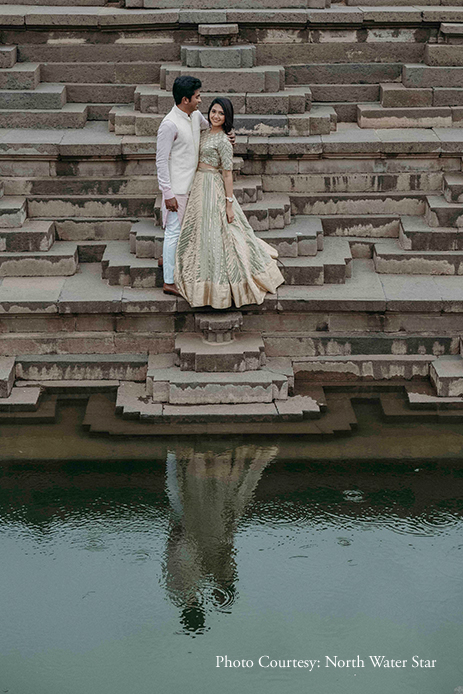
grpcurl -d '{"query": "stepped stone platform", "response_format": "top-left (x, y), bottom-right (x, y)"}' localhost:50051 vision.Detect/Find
top-left (2, 1), bottom-right (463, 432)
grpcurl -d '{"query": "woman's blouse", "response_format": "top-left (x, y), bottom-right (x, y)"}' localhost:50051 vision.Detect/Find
top-left (198, 130), bottom-right (233, 171)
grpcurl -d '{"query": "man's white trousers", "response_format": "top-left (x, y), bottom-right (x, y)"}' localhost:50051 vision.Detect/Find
top-left (163, 210), bottom-right (181, 284)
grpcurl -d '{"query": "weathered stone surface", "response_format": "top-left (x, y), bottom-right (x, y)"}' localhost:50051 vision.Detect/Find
top-left (59, 264), bottom-right (123, 314)
top-left (374, 239), bottom-right (463, 276)
top-left (380, 84), bottom-right (433, 109)
top-left (0, 63), bottom-right (40, 90)
top-left (0, 242), bottom-right (78, 278)
top-left (0, 45), bottom-right (17, 69)
top-left (16, 354), bottom-right (147, 382)
top-left (286, 62), bottom-right (402, 86)
top-left (358, 104), bottom-right (452, 130)
top-left (293, 354), bottom-right (434, 382)
top-left (0, 83), bottom-right (66, 110)
top-left (175, 332), bottom-right (265, 372)
top-left (430, 355), bottom-right (463, 397)
top-left (181, 45), bottom-right (256, 69)
top-left (0, 385), bottom-right (41, 411)
top-left (403, 64), bottom-right (463, 89)
top-left (0, 356), bottom-right (15, 397)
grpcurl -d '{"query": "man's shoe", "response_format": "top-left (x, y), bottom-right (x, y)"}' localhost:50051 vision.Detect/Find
top-left (163, 283), bottom-right (181, 297)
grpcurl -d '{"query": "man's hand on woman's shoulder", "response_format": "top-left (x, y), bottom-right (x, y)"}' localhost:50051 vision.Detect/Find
top-left (227, 129), bottom-right (236, 146)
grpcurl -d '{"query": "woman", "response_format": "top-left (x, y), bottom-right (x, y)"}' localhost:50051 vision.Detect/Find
top-left (174, 97), bottom-right (284, 309)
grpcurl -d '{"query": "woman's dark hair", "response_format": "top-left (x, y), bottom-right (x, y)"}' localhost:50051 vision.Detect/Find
top-left (172, 76), bottom-right (202, 105)
top-left (208, 97), bottom-right (234, 134)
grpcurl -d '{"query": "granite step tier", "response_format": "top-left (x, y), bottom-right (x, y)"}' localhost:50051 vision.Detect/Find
top-left (357, 104), bottom-right (458, 129)
top-left (430, 356), bottom-right (463, 397)
top-left (0, 64), bottom-right (41, 90)
top-left (160, 64), bottom-right (285, 93)
top-left (0, 242), bottom-right (78, 277)
top-left (181, 44), bottom-right (256, 69)
top-left (0, 104), bottom-right (88, 129)
top-left (400, 216), bottom-right (463, 251)
top-left (286, 63), bottom-right (403, 86)
top-left (6, 176), bottom-right (157, 198)
top-left (439, 23), bottom-right (463, 44)
top-left (403, 64), bottom-right (463, 89)
top-left (27, 194), bottom-right (155, 219)
top-left (373, 238), bottom-right (463, 275)
top-left (321, 214), bottom-right (400, 239)
top-left (0, 220), bottom-right (55, 253)
top-left (380, 84), bottom-right (433, 109)
top-left (443, 174), bottom-right (463, 203)
top-left (147, 366), bottom-right (289, 405)
top-left (0, 386), bottom-right (42, 412)
top-left (15, 354), bottom-right (147, 382)
top-left (0, 83), bottom-right (67, 110)
top-left (65, 83), bottom-right (136, 105)
top-left (175, 332), bottom-right (266, 372)
top-left (405, 383), bottom-right (463, 411)
top-left (425, 45), bottom-right (463, 67)
top-left (115, 382), bottom-right (320, 423)
top-left (39, 62), bottom-right (162, 85)
top-left (309, 84), bottom-right (379, 104)
top-left (0, 197), bottom-right (27, 229)
top-left (0, 0), bottom-right (107, 4)
top-left (0, 394), bottom-right (57, 424)
top-left (0, 356), bottom-right (15, 398)
top-left (135, 86), bottom-right (312, 115)
top-left (425, 196), bottom-right (463, 228)
top-left (0, 46), bottom-right (17, 70)
top-left (278, 237), bottom-right (352, 285)
top-left (110, 106), bottom-right (334, 137)
top-left (293, 354), bottom-right (435, 382)
top-left (290, 191), bottom-right (428, 217)
top-left (131, 216), bottom-right (322, 260)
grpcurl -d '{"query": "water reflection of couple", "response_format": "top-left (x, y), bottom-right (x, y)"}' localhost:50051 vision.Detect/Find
top-left (156, 75), bottom-right (284, 309)
top-left (163, 445), bottom-right (277, 633)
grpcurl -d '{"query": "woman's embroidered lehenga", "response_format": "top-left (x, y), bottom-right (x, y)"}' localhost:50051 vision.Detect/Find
top-left (174, 130), bottom-right (284, 309)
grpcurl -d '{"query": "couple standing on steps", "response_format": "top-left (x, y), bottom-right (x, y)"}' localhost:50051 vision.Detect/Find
top-left (156, 75), bottom-right (284, 310)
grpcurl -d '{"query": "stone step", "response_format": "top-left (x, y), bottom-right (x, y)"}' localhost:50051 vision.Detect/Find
top-left (439, 23), bottom-right (463, 45)
top-left (160, 64), bottom-right (285, 94)
top-left (373, 238), bottom-right (463, 275)
top-left (135, 86), bottom-right (311, 115)
top-left (16, 176), bottom-right (157, 197)
top-left (278, 237), bottom-right (352, 285)
top-left (0, 104), bottom-right (88, 130)
top-left (0, 394), bottom-right (57, 424)
top-left (27, 194), bottom-right (154, 219)
top-left (0, 220), bottom-right (55, 252)
top-left (400, 216), bottom-right (463, 251)
top-left (40, 62), bottom-right (161, 85)
top-left (175, 332), bottom-right (266, 372)
top-left (286, 63), bottom-right (402, 86)
top-left (0, 386), bottom-right (42, 412)
top-left (181, 45), bottom-right (256, 69)
top-left (0, 63), bottom-right (40, 90)
top-left (0, 83), bottom-right (67, 110)
top-left (0, 242), bottom-right (78, 277)
top-left (16, 354), bottom-right (147, 382)
top-left (55, 218), bottom-right (134, 242)
top-left (321, 214), bottom-right (400, 239)
top-left (102, 242), bottom-right (162, 287)
top-left (0, 46), bottom-right (17, 70)
top-left (425, 45), bottom-right (463, 67)
top-left (357, 104), bottom-right (453, 129)
top-left (0, 197), bottom-right (27, 229)
top-left (309, 84), bottom-right (379, 103)
top-left (0, 356), bottom-right (15, 398)
top-left (443, 173), bottom-right (463, 203)
top-left (293, 354), bottom-right (434, 382)
top-left (147, 366), bottom-right (289, 405)
top-left (27, 380), bottom-right (119, 394)
top-left (433, 88), bottom-right (463, 107)
top-left (307, 105), bottom-right (337, 135)
top-left (405, 383), bottom-right (463, 411)
top-left (290, 191), bottom-right (427, 217)
top-left (115, 383), bottom-right (319, 423)
top-left (241, 193), bottom-right (291, 230)
top-left (380, 84), bottom-right (433, 109)
top-left (425, 195), bottom-right (463, 228)
top-left (234, 176), bottom-right (263, 204)
top-left (18, 45), bottom-right (175, 65)
top-left (430, 356), bottom-right (463, 397)
top-left (403, 64), bottom-right (463, 89)
top-left (65, 83), bottom-right (136, 104)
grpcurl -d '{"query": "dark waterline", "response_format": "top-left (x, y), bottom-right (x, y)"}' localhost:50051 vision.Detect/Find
top-left (1, 401), bottom-right (463, 694)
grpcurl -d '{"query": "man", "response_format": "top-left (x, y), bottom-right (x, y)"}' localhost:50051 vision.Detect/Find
top-left (155, 76), bottom-right (209, 296)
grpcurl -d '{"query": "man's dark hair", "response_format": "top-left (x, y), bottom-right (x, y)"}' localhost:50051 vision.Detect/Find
top-left (172, 76), bottom-right (202, 105)
top-left (207, 97), bottom-right (234, 134)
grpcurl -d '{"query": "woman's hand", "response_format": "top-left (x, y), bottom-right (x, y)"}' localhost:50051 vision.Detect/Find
top-left (226, 201), bottom-right (234, 224)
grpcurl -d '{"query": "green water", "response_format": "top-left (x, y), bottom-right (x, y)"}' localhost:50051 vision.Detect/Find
top-left (0, 402), bottom-right (462, 694)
